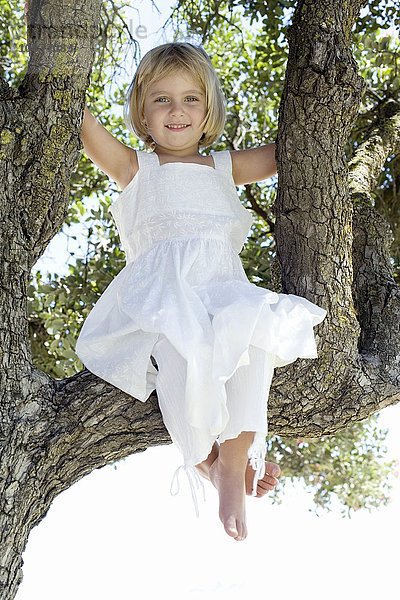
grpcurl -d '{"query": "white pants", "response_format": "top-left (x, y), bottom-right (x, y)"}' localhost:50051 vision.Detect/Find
top-left (151, 334), bottom-right (275, 514)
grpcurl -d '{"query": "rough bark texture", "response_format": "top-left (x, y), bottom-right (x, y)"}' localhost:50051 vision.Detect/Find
top-left (271, 0), bottom-right (400, 437)
top-left (0, 0), bottom-right (399, 598)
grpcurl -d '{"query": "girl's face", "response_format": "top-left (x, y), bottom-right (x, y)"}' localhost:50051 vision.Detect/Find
top-left (143, 71), bottom-right (207, 155)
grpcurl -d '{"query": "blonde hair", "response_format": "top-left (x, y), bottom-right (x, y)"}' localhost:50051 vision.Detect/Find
top-left (124, 42), bottom-right (226, 151)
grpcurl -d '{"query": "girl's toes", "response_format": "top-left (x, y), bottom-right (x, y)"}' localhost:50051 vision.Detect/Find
top-left (235, 520), bottom-right (246, 541)
top-left (253, 474), bottom-right (279, 497)
top-left (263, 473), bottom-right (279, 488)
top-left (265, 462), bottom-right (281, 478)
top-left (224, 515), bottom-right (239, 538)
top-left (256, 485), bottom-right (268, 497)
top-left (260, 479), bottom-right (277, 491)
top-left (270, 466), bottom-right (281, 478)
top-left (240, 522), bottom-right (248, 540)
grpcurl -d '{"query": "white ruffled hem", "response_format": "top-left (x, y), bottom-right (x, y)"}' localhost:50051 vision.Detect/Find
top-left (75, 239), bottom-right (326, 439)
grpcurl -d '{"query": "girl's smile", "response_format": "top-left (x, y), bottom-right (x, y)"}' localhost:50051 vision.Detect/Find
top-left (165, 124), bottom-right (190, 131)
top-left (143, 72), bottom-right (207, 156)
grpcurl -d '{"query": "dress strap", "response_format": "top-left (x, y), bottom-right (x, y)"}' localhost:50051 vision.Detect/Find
top-left (170, 464), bottom-right (206, 518)
top-left (135, 149), bottom-right (158, 170)
top-left (211, 150), bottom-right (233, 177)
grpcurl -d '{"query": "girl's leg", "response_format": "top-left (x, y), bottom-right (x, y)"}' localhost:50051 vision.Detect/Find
top-left (152, 336), bottom-right (278, 540)
top-left (197, 346), bottom-right (280, 496)
top-left (207, 345), bottom-right (277, 540)
top-left (196, 440), bottom-right (281, 496)
top-left (151, 335), bottom-right (217, 485)
top-left (208, 431), bottom-right (254, 541)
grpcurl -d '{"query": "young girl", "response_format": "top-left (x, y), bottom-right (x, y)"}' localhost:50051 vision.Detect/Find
top-left (75, 41), bottom-right (326, 542)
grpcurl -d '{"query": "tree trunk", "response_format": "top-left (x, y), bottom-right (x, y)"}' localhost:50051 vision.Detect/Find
top-left (270, 0), bottom-right (400, 436)
top-left (0, 0), bottom-right (399, 597)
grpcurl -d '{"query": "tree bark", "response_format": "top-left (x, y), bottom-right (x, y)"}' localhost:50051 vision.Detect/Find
top-left (350, 100), bottom-right (400, 377)
top-left (0, 0), bottom-right (399, 598)
top-left (270, 0), bottom-right (399, 436)
top-left (1, 1), bottom-right (105, 596)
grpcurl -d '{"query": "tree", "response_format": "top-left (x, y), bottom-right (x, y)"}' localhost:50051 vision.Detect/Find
top-left (0, 0), bottom-right (399, 597)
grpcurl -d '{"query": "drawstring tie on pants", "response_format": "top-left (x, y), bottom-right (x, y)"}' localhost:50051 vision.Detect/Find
top-left (170, 464), bottom-right (206, 517)
top-left (169, 431), bottom-right (267, 514)
top-left (247, 431), bottom-right (268, 497)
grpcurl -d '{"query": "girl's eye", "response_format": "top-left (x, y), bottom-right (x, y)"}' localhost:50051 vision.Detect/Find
top-left (154, 96), bottom-right (199, 103)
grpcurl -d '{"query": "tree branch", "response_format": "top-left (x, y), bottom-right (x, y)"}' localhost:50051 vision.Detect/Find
top-left (14, 0), bottom-right (101, 267)
top-left (22, 367), bottom-right (171, 529)
top-left (349, 102), bottom-right (400, 383)
top-left (348, 99), bottom-right (400, 198)
top-left (243, 184), bottom-right (275, 232)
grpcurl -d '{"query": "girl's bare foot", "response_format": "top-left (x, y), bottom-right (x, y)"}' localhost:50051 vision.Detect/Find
top-left (246, 460), bottom-right (281, 497)
top-left (208, 457), bottom-right (247, 541)
top-left (196, 442), bottom-right (281, 497)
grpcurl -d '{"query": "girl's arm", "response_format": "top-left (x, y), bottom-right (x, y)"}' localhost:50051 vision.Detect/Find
top-left (80, 105), bottom-right (138, 190)
top-left (231, 144), bottom-right (277, 185)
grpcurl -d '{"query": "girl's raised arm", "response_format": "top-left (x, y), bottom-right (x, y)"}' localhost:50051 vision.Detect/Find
top-left (80, 105), bottom-right (138, 190)
top-left (231, 144), bottom-right (277, 185)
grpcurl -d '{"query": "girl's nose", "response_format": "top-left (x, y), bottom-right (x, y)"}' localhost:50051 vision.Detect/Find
top-left (169, 100), bottom-right (185, 116)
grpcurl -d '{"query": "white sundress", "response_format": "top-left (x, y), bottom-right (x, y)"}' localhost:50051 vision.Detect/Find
top-left (75, 148), bottom-right (327, 512)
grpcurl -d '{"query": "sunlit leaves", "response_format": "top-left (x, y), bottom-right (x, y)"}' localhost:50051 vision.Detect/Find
top-left (266, 416), bottom-right (398, 516)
